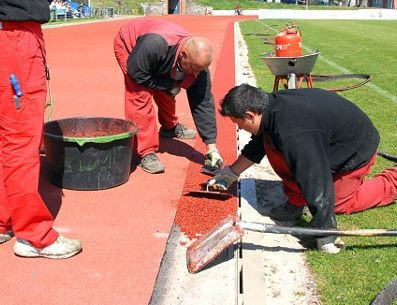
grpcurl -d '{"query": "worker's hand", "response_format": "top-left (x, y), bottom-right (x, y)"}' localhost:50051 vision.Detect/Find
top-left (207, 166), bottom-right (238, 191)
top-left (316, 236), bottom-right (341, 254)
top-left (204, 148), bottom-right (223, 170)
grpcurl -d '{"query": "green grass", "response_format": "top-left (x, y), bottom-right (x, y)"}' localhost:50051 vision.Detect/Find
top-left (88, 0), bottom-right (159, 13)
top-left (240, 19), bottom-right (397, 305)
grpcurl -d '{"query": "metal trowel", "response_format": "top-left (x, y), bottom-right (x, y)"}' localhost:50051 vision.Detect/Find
top-left (184, 181), bottom-right (233, 200)
top-left (200, 167), bottom-right (221, 176)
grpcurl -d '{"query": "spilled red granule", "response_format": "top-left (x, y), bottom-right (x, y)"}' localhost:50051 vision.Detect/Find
top-left (175, 153), bottom-right (237, 241)
top-left (175, 54), bottom-right (239, 241)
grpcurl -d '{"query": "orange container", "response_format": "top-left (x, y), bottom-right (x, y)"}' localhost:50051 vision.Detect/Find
top-left (275, 26), bottom-right (302, 57)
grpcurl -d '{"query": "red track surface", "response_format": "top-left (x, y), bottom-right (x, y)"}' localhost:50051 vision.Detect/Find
top-left (0, 15), bottom-right (256, 305)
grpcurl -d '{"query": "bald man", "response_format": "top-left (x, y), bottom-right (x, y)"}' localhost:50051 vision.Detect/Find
top-left (114, 18), bottom-right (223, 174)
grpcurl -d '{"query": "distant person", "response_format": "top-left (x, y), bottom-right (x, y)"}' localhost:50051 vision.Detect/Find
top-left (78, 3), bottom-right (84, 17)
top-left (204, 5), bottom-right (213, 15)
top-left (0, 0), bottom-right (82, 258)
top-left (114, 18), bottom-right (223, 174)
top-left (208, 84), bottom-right (397, 253)
top-left (235, 3), bottom-right (242, 15)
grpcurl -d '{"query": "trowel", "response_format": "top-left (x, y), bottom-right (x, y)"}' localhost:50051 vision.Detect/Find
top-left (184, 182), bottom-right (234, 200)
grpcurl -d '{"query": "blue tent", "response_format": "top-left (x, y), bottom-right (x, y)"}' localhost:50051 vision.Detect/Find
top-left (66, 1), bottom-right (91, 16)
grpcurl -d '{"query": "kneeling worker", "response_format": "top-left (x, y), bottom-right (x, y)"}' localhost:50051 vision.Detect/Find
top-left (208, 84), bottom-right (397, 253)
top-left (114, 18), bottom-right (223, 174)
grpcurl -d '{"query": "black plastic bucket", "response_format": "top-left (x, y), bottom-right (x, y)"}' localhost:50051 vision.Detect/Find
top-left (43, 117), bottom-right (138, 191)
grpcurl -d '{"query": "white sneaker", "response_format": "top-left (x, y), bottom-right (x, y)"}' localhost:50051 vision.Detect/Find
top-left (14, 234), bottom-right (82, 259)
top-left (318, 242), bottom-right (341, 254)
top-left (317, 236), bottom-right (341, 254)
top-left (0, 230), bottom-right (13, 244)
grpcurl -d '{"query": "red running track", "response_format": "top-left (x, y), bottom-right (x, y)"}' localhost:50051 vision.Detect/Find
top-left (0, 15), bottom-right (256, 305)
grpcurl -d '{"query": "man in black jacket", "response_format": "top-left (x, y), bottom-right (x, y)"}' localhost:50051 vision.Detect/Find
top-left (208, 84), bottom-right (397, 253)
top-left (0, 0), bottom-right (82, 258)
top-left (114, 18), bottom-right (223, 174)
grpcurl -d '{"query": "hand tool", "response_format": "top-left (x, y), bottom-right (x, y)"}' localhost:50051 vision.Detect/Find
top-left (200, 167), bottom-right (221, 176)
top-left (10, 74), bottom-right (22, 110)
top-left (184, 190), bottom-right (233, 200)
top-left (187, 215), bottom-right (397, 273)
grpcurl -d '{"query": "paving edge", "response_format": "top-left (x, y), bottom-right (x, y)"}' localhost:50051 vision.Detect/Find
top-left (149, 223), bottom-right (238, 305)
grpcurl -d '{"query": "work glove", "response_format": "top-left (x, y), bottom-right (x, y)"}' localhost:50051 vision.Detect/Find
top-left (168, 80), bottom-right (182, 97)
top-left (204, 148), bottom-right (223, 170)
top-left (207, 166), bottom-right (239, 191)
top-left (169, 86), bottom-right (181, 96)
top-left (316, 236), bottom-right (342, 254)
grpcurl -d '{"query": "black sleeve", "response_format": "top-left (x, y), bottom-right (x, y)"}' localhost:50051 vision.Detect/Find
top-left (241, 133), bottom-right (266, 163)
top-left (283, 132), bottom-right (337, 230)
top-left (186, 69), bottom-right (217, 144)
top-left (0, 0), bottom-right (50, 23)
top-left (127, 34), bottom-right (175, 91)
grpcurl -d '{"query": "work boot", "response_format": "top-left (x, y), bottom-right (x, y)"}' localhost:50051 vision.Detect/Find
top-left (159, 123), bottom-right (196, 139)
top-left (316, 236), bottom-right (341, 254)
top-left (0, 230), bottom-right (13, 244)
top-left (13, 235), bottom-right (82, 259)
top-left (139, 153), bottom-right (165, 174)
top-left (269, 202), bottom-right (304, 222)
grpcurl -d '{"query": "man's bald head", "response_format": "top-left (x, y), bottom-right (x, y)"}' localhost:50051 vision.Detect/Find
top-left (178, 37), bottom-right (214, 75)
top-left (184, 37), bottom-right (213, 66)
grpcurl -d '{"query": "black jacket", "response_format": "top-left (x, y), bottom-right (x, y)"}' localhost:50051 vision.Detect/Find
top-left (0, 0), bottom-right (50, 23)
top-left (242, 88), bottom-right (379, 229)
top-left (127, 33), bottom-right (217, 144)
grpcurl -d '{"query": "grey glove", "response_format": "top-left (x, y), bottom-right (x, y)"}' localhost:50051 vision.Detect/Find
top-left (204, 148), bottom-right (223, 170)
top-left (316, 236), bottom-right (342, 254)
top-left (207, 166), bottom-right (238, 191)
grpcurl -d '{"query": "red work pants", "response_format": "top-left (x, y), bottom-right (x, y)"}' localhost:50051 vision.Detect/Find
top-left (264, 139), bottom-right (397, 214)
top-left (0, 21), bottom-right (58, 248)
top-left (114, 34), bottom-right (178, 157)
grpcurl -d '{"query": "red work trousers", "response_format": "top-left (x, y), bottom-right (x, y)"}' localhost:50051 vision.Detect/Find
top-left (0, 21), bottom-right (58, 248)
top-left (264, 139), bottom-right (397, 214)
top-left (114, 34), bottom-right (178, 157)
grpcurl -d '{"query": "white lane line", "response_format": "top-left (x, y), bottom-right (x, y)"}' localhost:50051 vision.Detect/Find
top-left (53, 226), bottom-right (71, 233)
top-left (260, 21), bottom-right (397, 103)
top-left (153, 232), bottom-right (169, 239)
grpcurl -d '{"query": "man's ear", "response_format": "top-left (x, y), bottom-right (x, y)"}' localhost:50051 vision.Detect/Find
top-left (245, 111), bottom-right (256, 123)
top-left (180, 49), bottom-right (188, 58)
